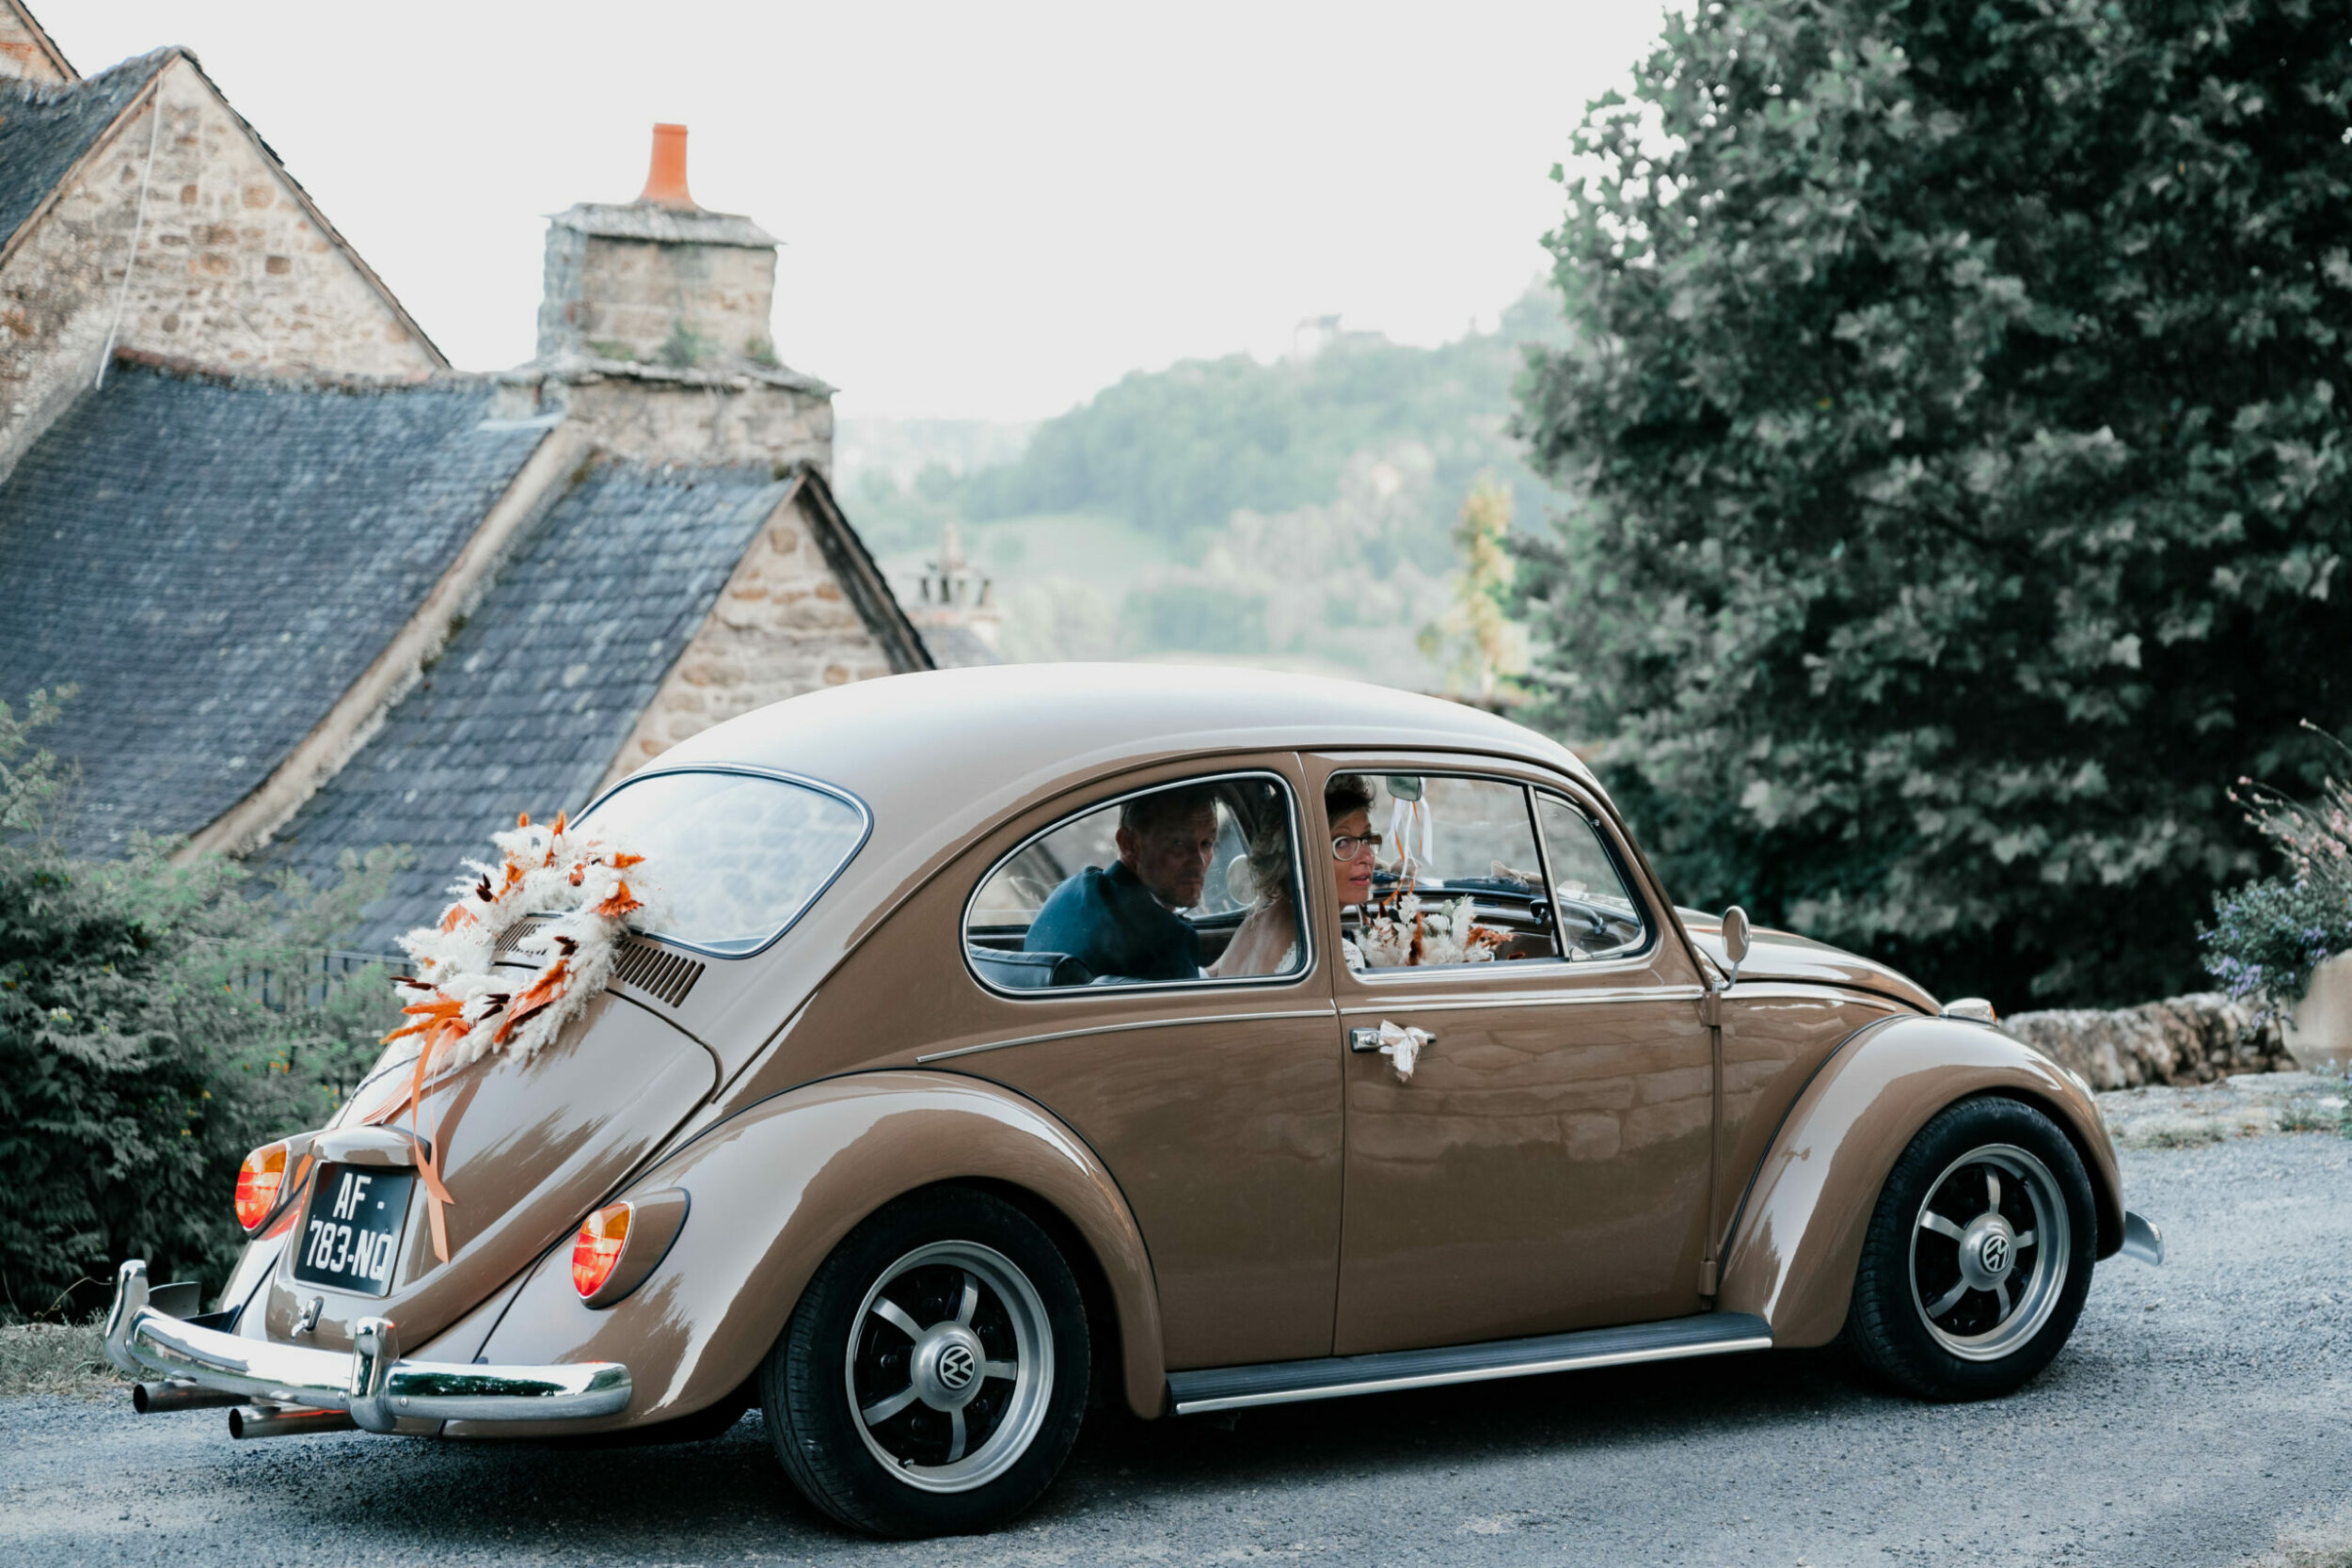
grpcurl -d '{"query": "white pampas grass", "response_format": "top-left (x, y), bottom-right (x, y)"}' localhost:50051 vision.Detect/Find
top-left (388, 811), bottom-right (655, 1069)
top-left (1354, 892), bottom-right (1506, 971)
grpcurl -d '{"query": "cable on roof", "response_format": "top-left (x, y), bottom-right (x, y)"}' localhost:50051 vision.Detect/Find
top-left (94, 78), bottom-right (164, 392)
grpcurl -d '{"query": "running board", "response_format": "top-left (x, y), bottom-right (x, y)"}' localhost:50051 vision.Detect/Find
top-left (1167, 1312), bottom-right (1773, 1415)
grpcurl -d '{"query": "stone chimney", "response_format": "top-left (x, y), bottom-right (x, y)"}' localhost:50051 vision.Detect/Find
top-left (536, 123), bottom-right (783, 370)
top-left (516, 124), bottom-right (832, 472)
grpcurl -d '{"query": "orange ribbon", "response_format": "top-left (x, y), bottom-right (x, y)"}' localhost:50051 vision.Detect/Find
top-left (369, 816), bottom-right (640, 1265)
top-left (374, 985), bottom-right (473, 1261)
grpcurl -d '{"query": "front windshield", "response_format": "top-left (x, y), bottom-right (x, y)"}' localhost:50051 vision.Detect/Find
top-left (579, 769), bottom-right (867, 955)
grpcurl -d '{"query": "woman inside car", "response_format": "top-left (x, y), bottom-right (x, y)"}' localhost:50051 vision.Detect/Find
top-left (1209, 773), bottom-right (1378, 977)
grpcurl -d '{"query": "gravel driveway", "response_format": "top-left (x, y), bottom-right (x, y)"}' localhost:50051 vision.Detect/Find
top-left (8, 1133), bottom-right (2352, 1568)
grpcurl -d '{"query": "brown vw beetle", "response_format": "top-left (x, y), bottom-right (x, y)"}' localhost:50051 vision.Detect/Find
top-left (105, 666), bottom-right (2163, 1537)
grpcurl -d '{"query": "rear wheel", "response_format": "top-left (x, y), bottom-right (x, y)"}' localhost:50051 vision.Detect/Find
top-left (1847, 1096), bottom-right (2096, 1401)
top-left (761, 1188), bottom-right (1089, 1537)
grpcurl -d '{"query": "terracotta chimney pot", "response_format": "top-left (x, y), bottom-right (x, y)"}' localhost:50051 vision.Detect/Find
top-left (637, 123), bottom-right (697, 211)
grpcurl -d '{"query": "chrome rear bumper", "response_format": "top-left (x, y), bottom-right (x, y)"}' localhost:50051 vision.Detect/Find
top-left (2120, 1209), bottom-right (2165, 1266)
top-left (105, 1259), bottom-right (630, 1432)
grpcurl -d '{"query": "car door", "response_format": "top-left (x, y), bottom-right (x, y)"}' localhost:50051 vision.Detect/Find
top-left (948, 756), bottom-right (1347, 1371)
top-left (1315, 755), bottom-right (1717, 1357)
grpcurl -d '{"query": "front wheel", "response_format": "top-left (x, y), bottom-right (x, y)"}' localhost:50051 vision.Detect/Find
top-left (1846, 1096), bottom-right (2096, 1401)
top-left (761, 1188), bottom-right (1089, 1537)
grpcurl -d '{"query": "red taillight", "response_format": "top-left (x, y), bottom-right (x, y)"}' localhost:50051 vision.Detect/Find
top-left (233, 1142), bottom-right (289, 1232)
top-left (571, 1202), bottom-right (631, 1299)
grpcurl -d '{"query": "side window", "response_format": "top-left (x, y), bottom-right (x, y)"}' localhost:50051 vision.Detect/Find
top-left (966, 774), bottom-right (1307, 992)
top-left (1534, 794), bottom-right (1651, 960)
top-left (1343, 774), bottom-right (1557, 971)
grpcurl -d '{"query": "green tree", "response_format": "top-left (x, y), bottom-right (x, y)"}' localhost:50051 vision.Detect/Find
top-left (1419, 477), bottom-right (1530, 702)
top-left (1514, 0), bottom-right (2352, 1007)
top-left (0, 691), bottom-right (403, 1313)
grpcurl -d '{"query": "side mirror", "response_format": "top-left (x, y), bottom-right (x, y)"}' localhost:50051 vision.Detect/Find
top-left (1719, 905), bottom-right (1750, 989)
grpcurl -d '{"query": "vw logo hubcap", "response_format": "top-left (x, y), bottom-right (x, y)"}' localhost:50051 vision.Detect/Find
top-left (911, 1323), bottom-right (989, 1410)
top-left (1956, 1213), bottom-right (2019, 1291)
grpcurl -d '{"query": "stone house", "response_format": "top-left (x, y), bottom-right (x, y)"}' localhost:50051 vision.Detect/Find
top-left (0, 5), bottom-right (941, 949)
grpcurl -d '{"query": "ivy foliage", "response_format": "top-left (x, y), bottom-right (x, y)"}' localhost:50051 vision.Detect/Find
top-left (1514, 0), bottom-right (2352, 1006)
top-left (0, 691), bottom-right (403, 1315)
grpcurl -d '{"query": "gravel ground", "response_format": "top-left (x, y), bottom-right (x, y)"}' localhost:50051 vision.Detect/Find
top-left (7, 1133), bottom-right (2351, 1568)
top-left (2098, 1070), bottom-right (2349, 1148)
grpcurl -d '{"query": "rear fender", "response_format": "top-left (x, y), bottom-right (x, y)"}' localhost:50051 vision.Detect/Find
top-left (1716, 1015), bottom-right (2123, 1347)
top-left (442, 1070), bottom-right (1167, 1433)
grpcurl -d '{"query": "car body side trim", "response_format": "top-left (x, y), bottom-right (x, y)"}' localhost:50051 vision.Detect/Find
top-left (1334, 984), bottom-right (1707, 1017)
top-left (1166, 1311), bottom-right (1772, 1414)
top-left (916, 1007), bottom-right (1341, 1064)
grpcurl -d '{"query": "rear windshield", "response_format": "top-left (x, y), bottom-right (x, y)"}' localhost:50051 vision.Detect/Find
top-left (579, 768), bottom-right (867, 955)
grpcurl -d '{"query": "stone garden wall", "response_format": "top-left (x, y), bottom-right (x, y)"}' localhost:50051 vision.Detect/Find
top-left (2000, 992), bottom-right (2293, 1090)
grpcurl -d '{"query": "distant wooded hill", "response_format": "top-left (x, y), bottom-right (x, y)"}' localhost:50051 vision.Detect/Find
top-left (846, 289), bottom-right (1571, 685)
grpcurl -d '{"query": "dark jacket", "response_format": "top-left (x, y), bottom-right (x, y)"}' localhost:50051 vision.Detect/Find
top-left (1024, 860), bottom-right (1201, 983)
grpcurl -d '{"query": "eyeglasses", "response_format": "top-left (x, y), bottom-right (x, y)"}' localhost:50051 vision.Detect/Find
top-left (1330, 832), bottom-right (1384, 862)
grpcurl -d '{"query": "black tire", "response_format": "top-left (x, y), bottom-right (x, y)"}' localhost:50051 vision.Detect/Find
top-left (1847, 1095), bottom-right (2096, 1402)
top-left (760, 1188), bottom-right (1089, 1537)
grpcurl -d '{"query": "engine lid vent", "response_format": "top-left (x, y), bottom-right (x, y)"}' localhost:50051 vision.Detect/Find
top-left (494, 916), bottom-right (550, 958)
top-left (611, 937), bottom-right (704, 1008)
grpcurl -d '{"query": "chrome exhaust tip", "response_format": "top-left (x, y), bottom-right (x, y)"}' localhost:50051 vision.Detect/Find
top-left (133, 1380), bottom-right (243, 1414)
top-left (228, 1403), bottom-right (358, 1440)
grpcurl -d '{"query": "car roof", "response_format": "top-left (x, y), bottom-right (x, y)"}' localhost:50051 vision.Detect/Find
top-left (644, 663), bottom-right (1589, 820)
top-left (624, 666), bottom-right (1595, 921)
top-left (602, 665), bottom-right (1598, 967)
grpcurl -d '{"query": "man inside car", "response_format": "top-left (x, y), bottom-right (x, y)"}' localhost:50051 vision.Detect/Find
top-left (1025, 784), bottom-right (1219, 982)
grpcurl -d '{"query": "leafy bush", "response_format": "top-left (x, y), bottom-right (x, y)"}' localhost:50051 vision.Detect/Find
top-left (2204, 729), bottom-right (2352, 1021)
top-left (0, 690), bottom-right (403, 1316)
top-left (1513, 0), bottom-right (2352, 1007)
top-left (2202, 878), bottom-right (2352, 1022)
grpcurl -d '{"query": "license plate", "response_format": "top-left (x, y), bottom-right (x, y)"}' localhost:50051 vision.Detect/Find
top-left (292, 1164), bottom-right (416, 1296)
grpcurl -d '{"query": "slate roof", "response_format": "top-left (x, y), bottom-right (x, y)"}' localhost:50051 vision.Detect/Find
top-left (0, 48), bottom-right (169, 250)
top-left (0, 360), bottom-right (552, 854)
top-left (919, 621), bottom-right (1001, 668)
top-left (255, 459), bottom-right (794, 953)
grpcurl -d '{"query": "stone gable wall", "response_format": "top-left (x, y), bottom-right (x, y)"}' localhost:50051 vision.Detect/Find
top-left (0, 12), bottom-right (67, 82)
top-left (0, 56), bottom-right (438, 473)
top-left (596, 483), bottom-right (896, 791)
top-left (0, 5), bottom-right (70, 83)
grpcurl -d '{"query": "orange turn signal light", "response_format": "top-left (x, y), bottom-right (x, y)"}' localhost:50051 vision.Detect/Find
top-left (233, 1142), bottom-right (289, 1232)
top-left (571, 1202), bottom-right (632, 1299)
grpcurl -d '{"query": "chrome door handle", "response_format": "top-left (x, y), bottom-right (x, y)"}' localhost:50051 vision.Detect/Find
top-left (1350, 1022), bottom-right (1434, 1081)
top-left (1350, 1023), bottom-right (1437, 1052)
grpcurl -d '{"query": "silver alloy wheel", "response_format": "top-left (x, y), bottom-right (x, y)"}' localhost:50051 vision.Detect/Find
top-left (844, 1240), bottom-right (1054, 1494)
top-left (1907, 1142), bottom-right (2072, 1361)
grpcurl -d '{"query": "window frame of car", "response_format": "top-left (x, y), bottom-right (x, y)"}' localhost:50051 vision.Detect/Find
top-left (1529, 786), bottom-right (1659, 966)
top-left (1313, 757), bottom-right (1663, 989)
top-left (960, 765), bottom-right (1317, 1002)
top-left (572, 762), bottom-right (874, 960)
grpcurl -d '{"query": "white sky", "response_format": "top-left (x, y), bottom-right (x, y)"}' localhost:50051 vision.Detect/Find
top-left (38, 1), bottom-right (1667, 421)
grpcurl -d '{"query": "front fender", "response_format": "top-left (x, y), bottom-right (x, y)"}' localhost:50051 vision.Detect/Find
top-left (445, 1071), bottom-right (1167, 1433)
top-left (1716, 1015), bottom-right (2123, 1347)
